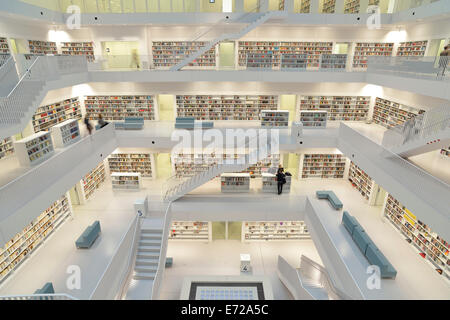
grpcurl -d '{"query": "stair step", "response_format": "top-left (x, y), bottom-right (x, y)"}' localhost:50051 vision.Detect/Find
top-left (135, 265), bottom-right (158, 273)
top-left (140, 234), bottom-right (162, 240)
top-left (139, 240), bottom-right (161, 246)
top-left (136, 258), bottom-right (160, 266)
top-left (133, 271), bottom-right (156, 280)
top-left (138, 245), bottom-right (161, 252)
top-left (137, 252), bottom-right (160, 259)
top-left (141, 229), bottom-right (163, 234)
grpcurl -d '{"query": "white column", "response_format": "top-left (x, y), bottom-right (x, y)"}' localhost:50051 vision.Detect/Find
top-left (310, 0), bottom-right (320, 13)
top-left (360, 0), bottom-right (369, 13)
top-left (335, 0), bottom-right (345, 13)
top-left (260, 0), bottom-right (269, 11)
top-left (235, 0), bottom-right (244, 12)
top-left (285, 0), bottom-right (294, 12)
top-left (225, 221), bottom-right (229, 240)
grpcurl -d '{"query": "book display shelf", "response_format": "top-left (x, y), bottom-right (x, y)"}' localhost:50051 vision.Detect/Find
top-left (14, 131), bottom-right (54, 167)
top-left (384, 194), bottom-right (450, 282)
top-left (32, 97), bottom-right (82, 132)
top-left (238, 41), bottom-right (280, 68)
top-left (262, 173), bottom-right (291, 193)
top-left (84, 95), bottom-right (155, 121)
top-left (344, 0), bottom-right (361, 13)
top-left (221, 173), bottom-right (250, 193)
top-left (242, 221), bottom-right (309, 241)
top-left (169, 221), bottom-right (212, 241)
top-left (28, 40), bottom-right (57, 54)
top-left (0, 37), bottom-right (10, 54)
top-left (300, 110), bottom-right (327, 128)
top-left (372, 97), bottom-right (425, 128)
top-left (280, 42), bottom-right (333, 69)
top-left (111, 172), bottom-right (142, 190)
top-left (152, 41), bottom-right (216, 68)
top-left (440, 148), bottom-right (450, 158)
top-left (0, 137), bottom-right (14, 160)
top-left (50, 119), bottom-right (81, 148)
top-left (261, 110), bottom-right (289, 127)
top-left (108, 153), bottom-right (153, 177)
top-left (280, 53), bottom-right (308, 70)
top-left (299, 96), bottom-right (370, 121)
top-left (61, 42), bottom-right (95, 61)
top-left (397, 41), bottom-right (428, 57)
top-left (246, 52), bottom-right (274, 69)
top-left (300, 0), bottom-right (311, 13)
top-left (322, 0), bottom-right (336, 13)
top-left (176, 95), bottom-right (278, 121)
top-left (348, 161), bottom-right (375, 202)
top-left (352, 42), bottom-right (394, 69)
top-left (301, 154), bottom-right (346, 179)
top-left (0, 194), bottom-right (71, 284)
top-left (320, 54), bottom-right (347, 70)
top-left (81, 162), bottom-right (106, 201)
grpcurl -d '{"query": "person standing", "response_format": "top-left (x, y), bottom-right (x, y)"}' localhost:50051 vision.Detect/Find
top-left (84, 113), bottom-right (93, 135)
top-left (276, 166), bottom-right (286, 195)
top-left (97, 114), bottom-right (108, 129)
top-left (438, 45), bottom-right (449, 78)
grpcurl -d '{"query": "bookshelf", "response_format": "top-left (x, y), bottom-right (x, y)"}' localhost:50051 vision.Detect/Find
top-left (321, 54), bottom-right (347, 70)
top-left (299, 96), bottom-right (370, 121)
top-left (84, 95), bottom-right (155, 121)
top-left (169, 221), bottom-right (212, 241)
top-left (262, 173), bottom-right (291, 193)
top-left (242, 221), bottom-right (310, 241)
top-left (14, 131), bottom-right (54, 167)
top-left (246, 52), bottom-right (274, 69)
top-left (0, 194), bottom-right (71, 284)
top-left (0, 37), bottom-right (10, 54)
top-left (0, 137), bottom-right (14, 160)
top-left (32, 97), bottom-right (82, 132)
top-left (176, 95), bottom-right (278, 121)
top-left (322, 0), bottom-right (336, 13)
top-left (243, 154), bottom-right (280, 178)
top-left (372, 97), bottom-right (425, 128)
top-left (348, 161), bottom-right (375, 202)
top-left (61, 42), bottom-right (95, 61)
top-left (300, 110), bottom-right (327, 128)
top-left (221, 173), bottom-right (250, 193)
top-left (108, 153), bottom-right (153, 178)
top-left (344, 0), bottom-right (361, 13)
top-left (261, 110), bottom-right (289, 127)
top-left (80, 161), bottom-right (106, 201)
top-left (384, 194), bottom-right (450, 281)
top-left (300, 0), bottom-right (311, 13)
top-left (111, 172), bottom-right (142, 190)
top-left (238, 41), bottom-right (280, 68)
top-left (280, 42), bottom-right (333, 69)
top-left (397, 41), bottom-right (428, 57)
top-left (50, 119), bottom-right (81, 148)
top-left (152, 41), bottom-right (216, 68)
top-left (28, 40), bottom-right (57, 54)
top-left (352, 42), bottom-right (394, 69)
top-left (301, 154), bottom-right (346, 179)
top-left (440, 148), bottom-right (450, 158)
top-left (280, 54), bottom-right (308, 70)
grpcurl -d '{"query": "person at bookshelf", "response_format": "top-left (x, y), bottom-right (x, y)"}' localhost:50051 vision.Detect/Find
top-left (97, 114), bottom-right (109, 129)
top-left (84, 113), bottom-right (93, 135)
top-left (438, 45), bottom-right (449, 78)
top-left (276, 166), bottom-right (286, 195)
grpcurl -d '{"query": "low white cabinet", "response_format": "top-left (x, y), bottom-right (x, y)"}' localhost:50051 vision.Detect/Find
top-left (51, 119), bottom-right (81, 148)
top-left (221, 173), bottom-right (250, 193)
top-left (111, 172), bottom-right (142, 190)
top-left (14, 131), bottom-right (54, 167)
top-left (262, 173), bottom-right (291, 193)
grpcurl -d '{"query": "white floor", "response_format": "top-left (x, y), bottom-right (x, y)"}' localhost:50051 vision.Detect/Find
top-left (408, 149), bottom-right (450, 184)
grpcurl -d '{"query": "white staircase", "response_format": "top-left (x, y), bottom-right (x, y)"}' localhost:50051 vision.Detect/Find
top-left (169, 10), bottom-right (287, 71)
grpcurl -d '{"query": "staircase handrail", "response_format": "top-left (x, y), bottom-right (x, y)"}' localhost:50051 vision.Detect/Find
top-left (151, 200), bottom-right (173, 300)
top-left (0, 56), bottom-right (42, 100)
top-left (0, 293), bottom-right (78, 300)
top-left (300, 255), bottom-right (352, 300)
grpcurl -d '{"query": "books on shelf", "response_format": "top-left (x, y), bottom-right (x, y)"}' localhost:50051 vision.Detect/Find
top-left (440, 148), bottom-right (450, 158)
top-left (50, 119), bottom-right (81, 148)
top-left (111, 172), bottom-right (142, 190)
top-left (322, 0), bottom-right (336, 13)
top-left (238, 41), bottom-right (280, 68)
top-left (344, 0), bottom-right (361, 13)
top-left (84, 95), bottom-right (155, 121)
top-left (0, 37), bottom-right (10, 54)
top-left (0, 137), bottom-right (14, 160)
top-left (372, 97), bottom-right (425, 128)
top-left (261, 110), bottom-right (289, 127)
top-left (262, 173), bottom-right (291, 193)
top-left (0, 195), bottom-right (71, 283)
top-left (300, 0), bottom-right (311, 13)
top-left (301, 154), bottom-right (346, 179)
top-left (348, 161), bottom-right (374, 201)
top-left (397, 41), bottom-right (428, 57)
top-left (300, 110), bottom-right (327, 128)
top-left (14, 131), bottom-right (54, 167)
top-left (32, 97), bottom-right (82, 132)
top-left (28, 40), bottom-right (57, 54)
top-left (321, 54), bottom-right (347, 70)
top-left (82, 162), bottom-right (106, 201)
top-left (169, 221), bottom-right (211, 241)
top-left (280, 42), bottom-right (333, 69)
top-left (108, 153), bottom-right (153, 177)
top-left (384, 194), bottom-right (450, 281)
top-left (61, 42), bottom-right (95, 62)
top-left (300, 95), bottom-right (370, 121)
top-left (242, 221), bottom-right (309, 241)
top-left (352, 42), bottom-right (394, 68)
top-left (221, 173), bottom-right (250, 193)
top-left (152, 41), bottom-right (216, 68)
top-left (176, 95), bottom-right (278, 121)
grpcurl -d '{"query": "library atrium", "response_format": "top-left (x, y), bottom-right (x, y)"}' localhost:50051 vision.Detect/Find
top-left (0, 0), bottom-right (449, 302)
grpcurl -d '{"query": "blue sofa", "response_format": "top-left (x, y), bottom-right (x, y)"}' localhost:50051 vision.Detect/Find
top-left (342, 211), bottom-right (397, 279)
top-left (114, 117), bottom-right (144, 130)
top-left (76, 221), bottom-right (101, 249)
top-left (34, 282), bottom-right (54, 294)
top-left (316, 190), bottom-right (343, 210)
top-left (165, 257), bottom-right (173, 268)
top-left (175, 117), bottom-right (213, 129)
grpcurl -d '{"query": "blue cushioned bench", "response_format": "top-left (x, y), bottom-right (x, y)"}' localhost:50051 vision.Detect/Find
top-left (175, 117), bottom-right (213, 129)
top-left (342, 211), bottom-right (397, 279)
top-left (165, 257), bottom-right (173, 268)
top-left (34, 282), bottom-right (55, 294)
top-left (114, 117), bottom-right (144, 130)
top-left (76, 221), bottom-right (101, 249)
top-left (316, 190), bottom-right (343, 210)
